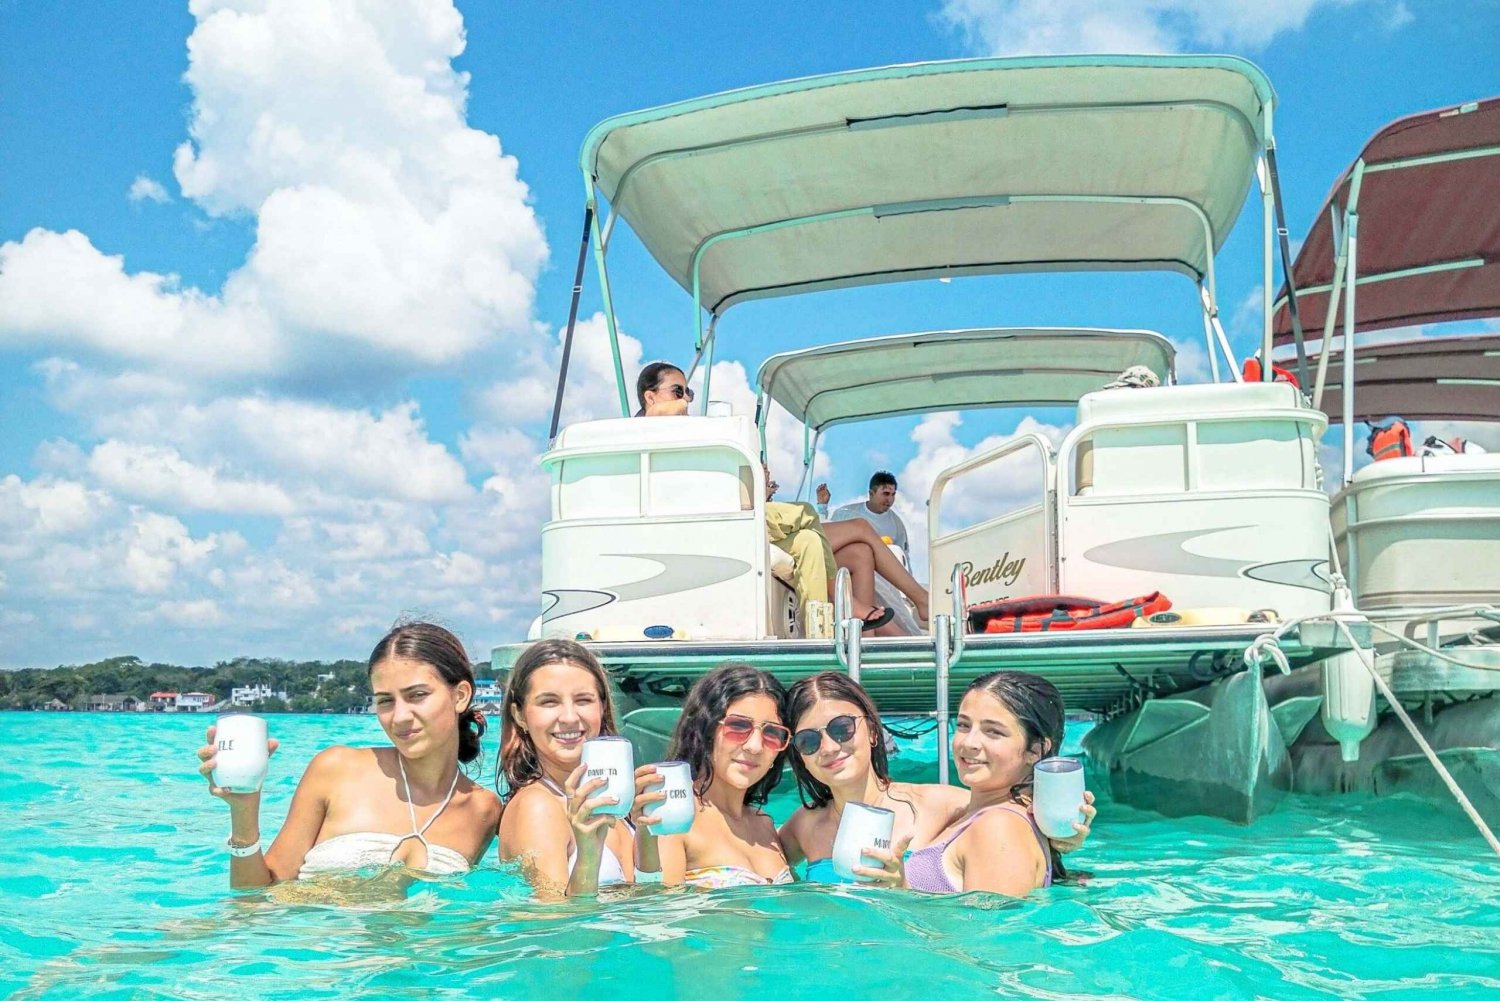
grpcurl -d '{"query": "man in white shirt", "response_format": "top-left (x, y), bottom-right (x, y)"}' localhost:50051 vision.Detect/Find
top-left (816, 472), bottom-right (921, 631)
top-left (816, 471), bottom-right (908, 559)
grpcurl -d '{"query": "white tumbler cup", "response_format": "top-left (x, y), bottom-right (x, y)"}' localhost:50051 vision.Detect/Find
top-left (1032, 756), bottom-right (1086, 839)
top-left (580, 737), bottom-right (636, 817)
top-left (645, 760), bottom-right (695, 835)
top-left (831, 801), bottom-right (896, 882)
top-left (212, 713), bottom-right (269, 794)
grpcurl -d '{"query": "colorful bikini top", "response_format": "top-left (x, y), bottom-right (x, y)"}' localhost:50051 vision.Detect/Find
top-left (683, 864), bottom-right (794, 890)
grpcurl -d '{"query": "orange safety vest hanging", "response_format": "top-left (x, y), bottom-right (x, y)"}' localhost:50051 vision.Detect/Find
top-left (1242, 357), bottom-right (1300, 387)
top-left (1367, 419), bottom-right (1414, 461)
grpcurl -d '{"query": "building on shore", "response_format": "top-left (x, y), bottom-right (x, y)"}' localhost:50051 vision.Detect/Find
top-left (230, 684), bottom-right (289, 706)
top-left (40, 698), bottom-right (72, 711)
top-left (86, 694), bottom-right (141, 712)
top-left (177, 692), bottom-right (214, 712)
top-left (149, 691), bottom-right (178, 711)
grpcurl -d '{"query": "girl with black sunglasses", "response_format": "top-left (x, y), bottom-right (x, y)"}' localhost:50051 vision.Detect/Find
top-left (779, 672), bottom-right (1095, 885)
top-left (634, 663), bottom-right (796, 889)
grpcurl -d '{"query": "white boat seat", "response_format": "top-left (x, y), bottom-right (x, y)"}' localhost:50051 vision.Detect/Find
top-left (768, 542), bottom-right (795, 582)
top-left (1351, 452), bottom-right (1500, 484)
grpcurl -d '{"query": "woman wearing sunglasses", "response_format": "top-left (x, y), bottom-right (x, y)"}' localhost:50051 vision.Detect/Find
top-left (634, 663), bottom-right (796, 888)
top-left (496, 639), bottom-right (647, 897)
top-left (779, 672), bottom-right (1094, 887)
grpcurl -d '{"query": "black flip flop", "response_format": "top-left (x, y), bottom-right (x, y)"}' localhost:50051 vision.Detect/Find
top-left (859, 606), bottom-right (895, 632)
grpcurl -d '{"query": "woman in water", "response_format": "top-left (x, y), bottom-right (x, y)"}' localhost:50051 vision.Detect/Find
top-left (902, 671), bottom-right (1071, 895)
top-left (780, 671), bottom-right (1093, 887)
top-left (635, 663), bottom-right (795, 888)
top-left (195, 622), bottom-right (502, 888)
top-left (496, 638), bottom-right (641, 897)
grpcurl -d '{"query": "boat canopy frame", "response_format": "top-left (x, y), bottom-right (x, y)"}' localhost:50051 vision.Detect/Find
top-left (1270, 96), bottom-right (1500, 482)
top-left (553, 55), bottom-right (1291, 435)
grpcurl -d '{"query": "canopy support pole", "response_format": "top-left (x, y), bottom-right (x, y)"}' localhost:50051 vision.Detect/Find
top-left (1311, 201), bottom-right (1349, 409)
top-left (548, 205), bottom-right (595, 442)
top-left (1266, 142), bottom-right (1311, 390)
top-left (685, 315), bottom-right (719, 413)
top-left (583, 171), bottom-right (631, 417)
top-left (1259, 152), bottom-right (1275, 381)
top-left (1341, 211), bottom-right (1360, 485)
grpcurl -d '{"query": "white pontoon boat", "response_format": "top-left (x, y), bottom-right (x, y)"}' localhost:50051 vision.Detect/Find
top-left (1271, 96), bottom-right (1500, 819)
top-left (498, 56), bottom-right (1376, 822)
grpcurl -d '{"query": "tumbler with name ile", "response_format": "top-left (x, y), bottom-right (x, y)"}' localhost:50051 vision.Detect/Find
top-left (212, 713), bottom-right (269, 794)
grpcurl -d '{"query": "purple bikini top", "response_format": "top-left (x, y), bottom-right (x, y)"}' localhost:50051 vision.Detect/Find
top-left (905, 804), bottom-right (1053, 894)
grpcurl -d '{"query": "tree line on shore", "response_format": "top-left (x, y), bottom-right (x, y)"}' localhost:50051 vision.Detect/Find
top-left (0, 655), bottom-right (371, 713)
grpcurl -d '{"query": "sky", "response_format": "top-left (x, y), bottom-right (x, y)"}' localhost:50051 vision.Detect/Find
top-left (1, 0), bottom-right (1497, 668)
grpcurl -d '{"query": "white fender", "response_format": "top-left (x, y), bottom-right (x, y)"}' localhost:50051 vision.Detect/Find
top-left (1321, 586), bottom-right (1377, 762)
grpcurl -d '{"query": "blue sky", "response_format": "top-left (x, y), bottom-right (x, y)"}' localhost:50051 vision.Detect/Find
top-left (1, 0), bottom-right (1497, 667)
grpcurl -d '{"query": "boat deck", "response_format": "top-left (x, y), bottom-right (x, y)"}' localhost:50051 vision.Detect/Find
top-left (493, 623), bottom-right (1352, 717)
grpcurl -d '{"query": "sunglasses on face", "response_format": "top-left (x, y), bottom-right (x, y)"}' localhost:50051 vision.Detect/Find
top-left (719, 714), bottom-right (791, 752)
top-left (792, 714), bottom-right (865, 756)
top-left (656, 382), bottom-right (695, 401)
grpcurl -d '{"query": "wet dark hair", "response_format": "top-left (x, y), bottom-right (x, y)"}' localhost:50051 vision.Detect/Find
top-left (497, 639), bottom-right (617, 800)
top-left (635, 360), bottom-right (685, 414)
top-left (368, 621), bottom-right (484, 765)
top-left (869, 470), bottom-right (897, 491)
top-left (963, 670), bottom-right (1069, 879)
top-left (785, 672), bottom-right (890, 809)
top-left (669, 663), bottom-right (787, 807)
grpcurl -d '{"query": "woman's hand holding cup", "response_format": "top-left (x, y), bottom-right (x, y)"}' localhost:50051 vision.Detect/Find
top-left (196, 722), bottom-right (279, 805)
top-left (1047, 790), bottom-right (1096, 855)
top-left (629, 765), bottom-right (666, 832)
top-left (563, 762), bottom-right (618, 856)
top-left (851, 833), bottom-right (912, 887)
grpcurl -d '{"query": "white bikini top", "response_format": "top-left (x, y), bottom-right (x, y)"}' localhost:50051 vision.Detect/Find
top-left (299, 757), bottom-right (469, 879)
top-left (539, 776), bottom-right (627, 886)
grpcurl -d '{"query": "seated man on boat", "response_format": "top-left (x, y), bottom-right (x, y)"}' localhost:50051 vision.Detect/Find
top-left (817, 471), bottom-right (920, 634)
top-left (635, 362), bottom-right (930, 633)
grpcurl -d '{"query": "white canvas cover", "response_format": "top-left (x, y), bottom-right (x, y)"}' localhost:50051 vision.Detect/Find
top-left (757, 328), bottom-right (1176, 430)
top-left (585, 56), bottom-right (1274, 314)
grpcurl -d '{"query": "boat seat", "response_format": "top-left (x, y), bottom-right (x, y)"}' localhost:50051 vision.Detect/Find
top-left (768, 543), bottom-right (795, 582)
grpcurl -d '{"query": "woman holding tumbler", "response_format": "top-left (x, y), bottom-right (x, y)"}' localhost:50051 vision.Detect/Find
top-left (903, 671), bottom-right (1073, 896)
top-left (195, 621), bottom-right (501, 888)
top-left (634, 663), bottom-right (795, 888)
top-left (496, 638), bottom-right (650, 897)
top-left (780, 671), bottom-right (1093, 886)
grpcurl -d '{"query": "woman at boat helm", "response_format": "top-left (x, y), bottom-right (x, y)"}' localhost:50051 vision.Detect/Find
top-left (497, 638), bottom-right (651, 897)
top-left (780, 671), bottom-right (1093, 891)
top-left (195, 622), bottom-right (501, 887)
top-left (633, 663), bottom-right (796, 888)
top-left (637, 360), bottom-right (932, 632)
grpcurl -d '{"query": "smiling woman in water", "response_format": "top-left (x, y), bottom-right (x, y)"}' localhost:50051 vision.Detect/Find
top-left (194, 621), bottom-right (502, 888)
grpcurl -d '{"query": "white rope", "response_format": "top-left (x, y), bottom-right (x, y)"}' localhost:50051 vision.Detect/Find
top-left (1243, 633), bottom-right (1291, 674)
top-left (1327, 617), bottom-right (1500, 858)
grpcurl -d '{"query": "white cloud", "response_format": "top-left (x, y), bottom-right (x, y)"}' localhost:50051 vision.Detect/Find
top-left (87, 441), bottom-right (295, 515)
top-left (0, 0), bottom-right (546, 381)
top-left (938, 0), bottom-right (1368, 55)
top-left (158, 598), bottom-right (225, 627)
top-left (891, 412), bottom-right (1070, 578)
top-left (127, 175), bottom-right (172, 205)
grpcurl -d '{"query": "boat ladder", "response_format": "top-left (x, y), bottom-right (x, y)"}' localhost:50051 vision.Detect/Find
top-left (834, 565), bottom-right (967, 783)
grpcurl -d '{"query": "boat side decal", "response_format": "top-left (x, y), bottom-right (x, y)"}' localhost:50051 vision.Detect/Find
top-left (1084, 528), bottom-right (1330, 590)
top-left (1083, 527), bottom-right (1253, 578)
top-left (542, 553), bottom-right (753, 623)
top-left (1241, 558), bottom-right (1332, 592)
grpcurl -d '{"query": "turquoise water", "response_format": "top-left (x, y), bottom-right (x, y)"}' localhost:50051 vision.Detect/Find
top-left (3, 712), bottom-right (1497, 1000)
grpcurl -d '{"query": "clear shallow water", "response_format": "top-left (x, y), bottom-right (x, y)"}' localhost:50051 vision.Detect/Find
top-left (2, 711), bottom-right (1497, 1000)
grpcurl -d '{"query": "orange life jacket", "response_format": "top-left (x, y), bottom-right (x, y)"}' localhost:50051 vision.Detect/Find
top-left (1367, 419), bottom-right (1414, 461)
top-left (1242, 357), bottom-right (1300, 387)
top-left (968, 593), bottom-right (1172, 633)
